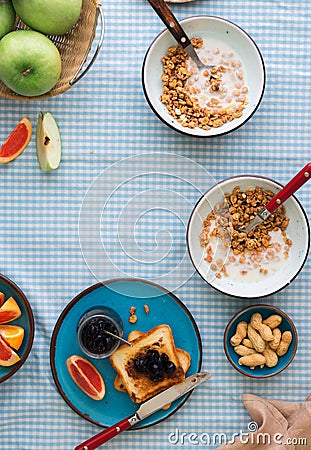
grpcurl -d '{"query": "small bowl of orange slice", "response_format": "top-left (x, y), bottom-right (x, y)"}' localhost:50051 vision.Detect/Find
top-left (0, 274), bottom-right (34, 383)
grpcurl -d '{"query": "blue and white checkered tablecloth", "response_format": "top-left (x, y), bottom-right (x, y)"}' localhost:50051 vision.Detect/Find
top-left (0, 0), bottom-right (311, 449)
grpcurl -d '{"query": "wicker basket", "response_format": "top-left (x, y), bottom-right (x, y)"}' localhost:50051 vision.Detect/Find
top-left (0, 0), bottom-right (104, 101)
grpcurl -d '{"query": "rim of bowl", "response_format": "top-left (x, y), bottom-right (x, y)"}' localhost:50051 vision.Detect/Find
top-left (223, 304), bottom-right (298, 378)
top-left (142, 15), bottom-right (266, 138)
top-left (187, 174), bottom-right (311, 298)
top-left (0, 273), bottom-right (35, 383)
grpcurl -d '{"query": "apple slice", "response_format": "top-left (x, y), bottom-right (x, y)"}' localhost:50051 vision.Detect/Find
top-left (36, 112), bottom-right (61, 172)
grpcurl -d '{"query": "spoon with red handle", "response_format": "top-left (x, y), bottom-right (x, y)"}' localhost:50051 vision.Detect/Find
top-left (240, 162), bottom-right (311, 234)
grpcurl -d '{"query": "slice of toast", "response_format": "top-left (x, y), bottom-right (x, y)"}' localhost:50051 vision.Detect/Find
top-left (114, 347), bottom-right (191, 392)
top-left (110, 324), bottom-right (185, 403)
top-left (176, 348), bottom-right (191, 373)
top-left (127, 330), bottom-right (144, 341)
top-left (114, 330), bottom-right (145, 392)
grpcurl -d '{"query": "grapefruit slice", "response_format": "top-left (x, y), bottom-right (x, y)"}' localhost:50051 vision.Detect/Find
top-left (0, 117), bottom-right (32, 164)
top-left (0, 334), bottom-right (20, 366)
top-left (0, 296), bottom-right (22, 324)
top-left (0, 325), bottom-right (24, 350)
top-left (66, 355), bottom-right (105, 401)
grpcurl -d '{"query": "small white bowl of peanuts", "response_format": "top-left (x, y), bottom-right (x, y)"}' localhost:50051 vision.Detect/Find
top-left (142, 16), bottom-right (265, 137)
top-left (224, 304), bottom-right (297, 378)
top-left (187, 175), bottom-right (310, 298)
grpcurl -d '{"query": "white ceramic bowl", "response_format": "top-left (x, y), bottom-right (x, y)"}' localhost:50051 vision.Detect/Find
top-left (187, 175), bottom-right (310, 298)
top-left (142, 16), bottom-right (265, 137)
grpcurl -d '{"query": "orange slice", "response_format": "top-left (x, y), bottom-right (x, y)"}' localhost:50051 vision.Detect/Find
top-left (0, 296), bottom-right (22, 324)
top-left (0, 334), bottom-right (20, 366)
top-left (0, 325), bottom-right (24, 350)
top-left (0, 292), bottom-right (5, 308)
top-left (66, 355), bottom-right (105, 401)
top-left (0, 117), bottom-right (32, 164)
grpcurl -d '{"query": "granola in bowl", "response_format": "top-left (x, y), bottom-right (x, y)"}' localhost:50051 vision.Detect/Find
top-left (142, 16), bottom-right (265, 137)
top-left (160, 38), bottom-right (249, 131)
top-left (187, 176), bottom-right (310, 298)
top-left (200, 185), bottom-right (292, 281)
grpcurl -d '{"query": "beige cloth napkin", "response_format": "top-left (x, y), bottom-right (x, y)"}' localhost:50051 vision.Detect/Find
top-left (218, 393), bottom-right (311, 449)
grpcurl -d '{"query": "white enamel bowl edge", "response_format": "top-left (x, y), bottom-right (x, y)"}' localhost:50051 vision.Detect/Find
top-left (142, 16), bottom-right (265, 137)
top-left (187, 175), bottom-right (310, 298)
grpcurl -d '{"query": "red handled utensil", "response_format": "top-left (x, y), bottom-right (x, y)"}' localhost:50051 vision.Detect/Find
top-left (240, 162), bottom-right (311, 234)
top-left (75, 372), bottom-right (211, 450)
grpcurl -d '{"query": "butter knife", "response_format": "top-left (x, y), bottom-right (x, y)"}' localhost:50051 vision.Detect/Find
top-left (75, 372), bottom-right (211, 450)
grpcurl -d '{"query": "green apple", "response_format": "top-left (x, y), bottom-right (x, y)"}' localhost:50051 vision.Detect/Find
top-left (0, 30), bottom-right (62, 97)
top-left (0, 0), bottom-right (15, 40)
top-left (12, 0), bottom-right (82, 35)
top-left (36, 112), bottom-right (62, 172)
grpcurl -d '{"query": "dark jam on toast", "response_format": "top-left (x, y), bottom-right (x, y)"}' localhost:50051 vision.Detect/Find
top-left (127, 347), bottom-right (181, 382)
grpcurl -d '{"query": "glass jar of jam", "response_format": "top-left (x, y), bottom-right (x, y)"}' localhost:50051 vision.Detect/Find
top-left (77, 307), bottom-right (123, 358)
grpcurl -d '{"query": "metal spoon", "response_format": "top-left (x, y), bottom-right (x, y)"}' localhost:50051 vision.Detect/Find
top-left (147, 0), bottom-right (213, 69)
top-left (104, 330), bottom-right (133, 347)
top-left (166, 0), bottom-right (197, 3)
top-left (239, 162), bottom-right (311, 234)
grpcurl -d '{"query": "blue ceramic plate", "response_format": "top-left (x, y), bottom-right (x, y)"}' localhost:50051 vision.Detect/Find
top-left (50, 278), bottom-right (202, 428)
top-left (224, 304), bottom-right (297, 378)
top-left (0, 274), bottom-right (34, 384)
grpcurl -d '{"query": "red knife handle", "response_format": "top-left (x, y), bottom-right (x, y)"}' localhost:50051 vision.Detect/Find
top-left (75, 415), bottom-right (138, 450)
top-left (265, 162), bottom-right (311, 213)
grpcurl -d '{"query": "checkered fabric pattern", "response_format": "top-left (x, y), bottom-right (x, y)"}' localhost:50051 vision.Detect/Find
top-left (0, 0), bottom-right (311, 449)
